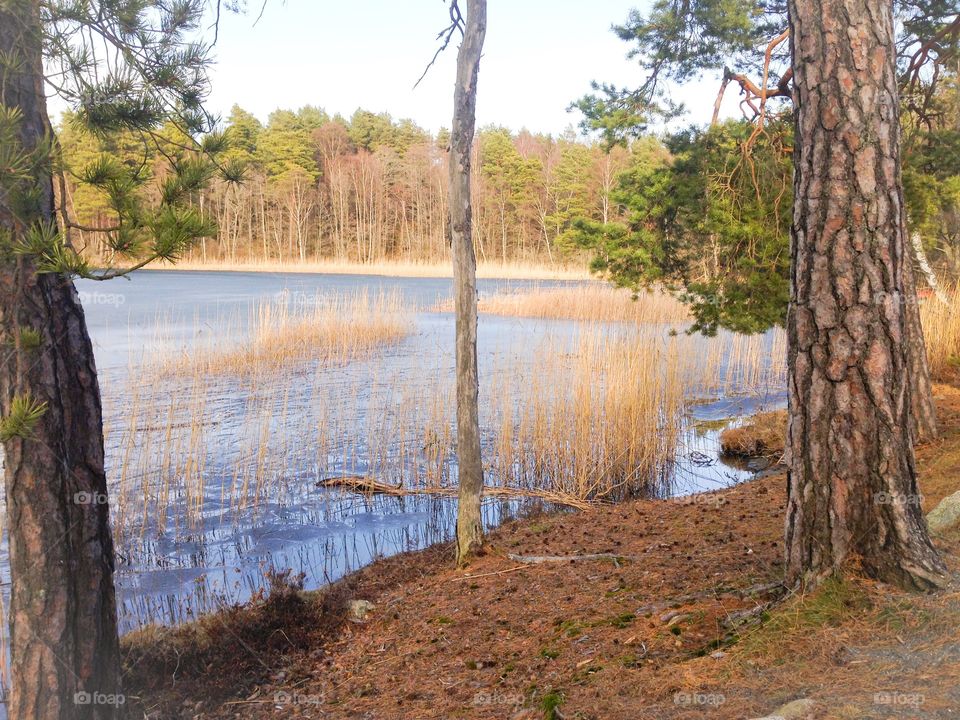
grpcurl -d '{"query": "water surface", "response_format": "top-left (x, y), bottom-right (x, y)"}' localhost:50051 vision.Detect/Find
top-left (1, 270), bottom-right (785, 636)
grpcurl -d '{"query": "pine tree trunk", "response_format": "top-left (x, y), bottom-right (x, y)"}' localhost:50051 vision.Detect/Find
top-left (0, 4), bottom-right (123, 718)
top-left (785, 0), bottom-right (946, 590)
top-left (450, 0), bottom-right (487, 567)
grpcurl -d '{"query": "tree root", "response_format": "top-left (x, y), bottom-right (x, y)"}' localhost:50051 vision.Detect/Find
top-left (634, 580), bottom-right (787, 617)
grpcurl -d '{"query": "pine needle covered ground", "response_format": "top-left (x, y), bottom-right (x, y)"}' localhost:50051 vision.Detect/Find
top-left (123, 386), bottom-right (960, 719)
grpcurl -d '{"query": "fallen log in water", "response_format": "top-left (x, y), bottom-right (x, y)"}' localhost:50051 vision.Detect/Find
top-left (317, 475), bottom-right (405, 494)
top-left (315, 475), bottom-right (591, 510)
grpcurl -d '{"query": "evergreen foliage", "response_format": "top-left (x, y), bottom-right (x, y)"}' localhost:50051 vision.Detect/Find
top-left (568, 119), bottom-right (792, 335)
top-left (0, 393), bottom-right (47, 442)
top-left (0, 0), bottom-right (240, 280)
top-left (569, 0), bottom-right (959, 334)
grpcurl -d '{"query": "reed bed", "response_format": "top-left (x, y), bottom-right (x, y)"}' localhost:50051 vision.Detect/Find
top-left (156, 258), bottom-right (592, 281)
top-left (921, 283), bottom-right (960, 379)
top-left (489, 328), bottom-right (686, 502)
top-left (687, 328), bottom-right (788, 398)
top-left (439, 283), bottom-right (690, 324)
top-left (152, 290), bottom-right (412, 377)
top-left (719, 410), bottom-right (789, 459)
top-left (102, 314), bottom-right (788, 551)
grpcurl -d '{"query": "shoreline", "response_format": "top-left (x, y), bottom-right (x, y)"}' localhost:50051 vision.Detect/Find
top-left (121, 384), bottom-right (960, 719)
top-left (142, 258), bottom-right (595, 281)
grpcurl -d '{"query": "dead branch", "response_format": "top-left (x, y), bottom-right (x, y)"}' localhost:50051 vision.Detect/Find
top-left (318, 475), bottom-right (403, 493)
top-left (756, 29), bottom-right (791, 127)
top-left (711, 74), bottom-right (732, 125)
top-left (414, 0), bottom-right (465, 88)
top-left (315, 476), bottom-right (591, 510)
top-left (453, 565), bottom-right (529, 581)
top-left (507, 552), bottom-right (633, 565)
top-left (711, 30), bottom-right (793, 128)
top-left (633, 581), bottom-right (786, 616)
top-left (903, 15), bottom-right (960, 92)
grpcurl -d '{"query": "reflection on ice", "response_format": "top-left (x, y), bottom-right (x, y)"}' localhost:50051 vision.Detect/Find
top-left (0, 270), bottom-right (787, 640)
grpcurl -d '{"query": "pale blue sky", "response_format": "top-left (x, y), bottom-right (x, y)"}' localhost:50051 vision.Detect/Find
top-left (205, 0), bottom-right (738, 135)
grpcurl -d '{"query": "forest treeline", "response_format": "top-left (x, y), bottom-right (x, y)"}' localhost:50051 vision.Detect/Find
top-left (59, 90), bottom-right (958, 275)
top-left (60, 105), bottom-right (638, 265)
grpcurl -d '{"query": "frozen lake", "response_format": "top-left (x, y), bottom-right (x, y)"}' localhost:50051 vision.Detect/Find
top-left (0, 270), bottom-right (786, 636)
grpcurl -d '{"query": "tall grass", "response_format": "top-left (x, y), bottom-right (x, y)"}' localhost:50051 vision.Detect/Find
top-left (102, 312), bottom-right (788, 550)
top-left (921, 284), bottom-right (960, 379)
top-left (93, 281), bottom-right (960, 550)
top-left (153, 290), bottom-right (412, 376)
top-left (439, 284), bottom-right (690, 324)
top-left (489, 328), bottom-right (686, 501)
top-left (155, 257), bottom-right (592, 281)
top-left (690, 328), bottom-right (787, 397)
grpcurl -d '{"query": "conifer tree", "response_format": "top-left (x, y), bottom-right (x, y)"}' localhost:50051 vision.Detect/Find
top-left (0, 1), bottom-right (235, 716)
top-left (576, 0), bottom-right (957, 590)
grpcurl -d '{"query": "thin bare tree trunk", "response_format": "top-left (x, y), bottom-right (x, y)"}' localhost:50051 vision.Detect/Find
top-left (785, 0), bottom-right (946, 590)
top-left (911, 231), bottom-right (949, 304)
top-left (450, 0), bottom-right (487, 567)
top-left (903, 233), bottom-right (938, 441)
top-left (0, 4), bottom-right (122, 717)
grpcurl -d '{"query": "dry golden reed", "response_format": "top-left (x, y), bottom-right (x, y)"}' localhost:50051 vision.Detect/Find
top-left (489, 327), bottom-right (686, 502)
top-left (920, 283), bottom-right (960, 379)
top-left (157, 258), bottom-right (591, 281)
top-left (101, 279), bottom-right (960, 556)
top-left (102, 289), bottom-right (789, 545)
top-left (719, 409), bottom-right (788, 458)
top-left (152, 289), bottom-right (412, 377)
top-left (441, 284), bottom-right (690, 324)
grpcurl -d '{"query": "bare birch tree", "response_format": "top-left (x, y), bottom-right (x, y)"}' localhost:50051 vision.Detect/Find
top-left (444, 0), bottom-right (487, 565)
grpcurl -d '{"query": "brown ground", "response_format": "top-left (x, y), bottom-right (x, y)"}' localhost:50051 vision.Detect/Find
top-left (124, 385), bottom-right (960, 720)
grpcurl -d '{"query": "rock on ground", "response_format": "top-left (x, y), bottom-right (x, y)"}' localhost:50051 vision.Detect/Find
top-left (748, 697), bottom-right (817, 720)
top-left (347, 599), bottom-right (375, 621)
top-left (927, 490), bottom-right (960, 535)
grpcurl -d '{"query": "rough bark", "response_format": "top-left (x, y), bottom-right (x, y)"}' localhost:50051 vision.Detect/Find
top-left (785, 0), bottom-right (946, 590)
top-left (903, 237), bottom-right (938, 442)
top-left (0, 3), bottom-right (123, 718)
top-left (450, 0), bottom-right (487, 567)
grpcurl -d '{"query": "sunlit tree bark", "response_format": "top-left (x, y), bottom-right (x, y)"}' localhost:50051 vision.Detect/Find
top-left (784, 0), bottom-right (947, 590)
top-left (0, 3), bottom-right (122, 717)
top-left (450, 0), bottom-right (487, 566)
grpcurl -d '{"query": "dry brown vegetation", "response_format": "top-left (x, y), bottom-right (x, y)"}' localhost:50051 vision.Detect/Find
top-left (152, 289), bottom-right (412, 377)
top-left (121, 384), bottom-right (960, 720)
top-left (104, 321), bottom-right (788, 544)
top-left (158, 258), bottom-right (593, 280)
top-left (719, 409), bottom-right (788, 459)
top-left (921, 283), bottom-right (960, 379)
top-left (466, 284), bottom-right (691, 324)
top-left (489, 330), bottom-right (685, 502)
